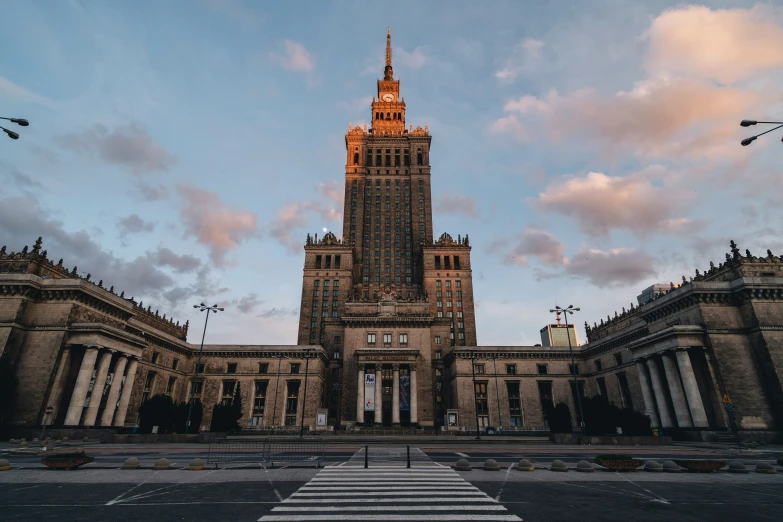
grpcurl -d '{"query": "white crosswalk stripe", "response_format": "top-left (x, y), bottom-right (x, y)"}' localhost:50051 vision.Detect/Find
top-left (258, 449), bottom-right (521, 522)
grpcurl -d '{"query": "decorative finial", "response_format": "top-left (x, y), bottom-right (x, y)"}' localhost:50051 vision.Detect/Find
top-left (33, 237), bottom-right (42, 253)
top-left (682, 275), bottom-right (687, 284)
top-left (41, 250), bottom-right (47, 259)
top-left (0, 246), bottom-right (5, 256)
top-left (21, 245), bottom-right (28, 255)
top-left (72, 266), bottom-right (78, 275)
top-left (85, 273), bottom-right (91, 281)
top-left (695, 269), bottom-right (700, 277)
top-left (120, 291), bottom-right (124, 297)
top-left (745, 248), bottom-right (752, 258)
top-left (710, 261), bottom-right (715, 269)
top-left (425, 122), bottom-right (428, 133)
top-left (109, 286), bottom-right (114, 293)
top-left (768, 249), bottom-right (774, 258)
top-left (57, 259), bottom-right (63, 266)
top-left (98, 280), bottom-right (103, 288)
top-left (622, 306), bottom-right (626, 314)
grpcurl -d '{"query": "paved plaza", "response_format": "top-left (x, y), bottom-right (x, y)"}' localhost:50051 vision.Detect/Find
top-left (1, 443), bottom-right (782, 521)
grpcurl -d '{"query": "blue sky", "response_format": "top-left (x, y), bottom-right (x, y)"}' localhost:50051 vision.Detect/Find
top-left (2, 0), bottom-right (782, 346)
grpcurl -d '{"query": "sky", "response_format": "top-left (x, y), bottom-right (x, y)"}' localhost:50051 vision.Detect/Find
top-left (1, 0), bottom-right (782, 347)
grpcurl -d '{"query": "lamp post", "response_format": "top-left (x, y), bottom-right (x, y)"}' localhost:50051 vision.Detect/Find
top-left (740, 120), bottom-right (783, 146)
top-left (0, 116), bottom-right (29, 140)
top-left (550, 305), bottom-right (584, 432)
top-left (185, 303), bottom-right (224, 434)
top-left (300, 348), bottom-right (312, 438)
top-left (470, 349), bottom-right (481, 440)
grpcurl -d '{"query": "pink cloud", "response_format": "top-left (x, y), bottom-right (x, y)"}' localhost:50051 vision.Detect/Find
top-left (270, 40), bottom-right (315, 73)
top-left (176, 183), bottom-right (260, 266)
top-left (268, 182), bottom-right (343, 254)
top-left (532, 168), bottom-right (701, 238)
top-left (435, 192), bottom-right (480, 218)
top-left (645, 5), bottom-right (783, 84)
top-left (487, 226), bottom-right (565, 266)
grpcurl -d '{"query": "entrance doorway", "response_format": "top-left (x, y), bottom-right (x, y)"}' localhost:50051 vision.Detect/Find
top-left (382, 400), bottom-right (392, 426)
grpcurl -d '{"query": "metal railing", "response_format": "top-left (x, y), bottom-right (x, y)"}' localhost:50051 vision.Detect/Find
top-left (207, 436), bottom-right (325, 468)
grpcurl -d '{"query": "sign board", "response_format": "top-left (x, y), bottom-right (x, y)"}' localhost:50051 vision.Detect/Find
top-left (151, 426), bottom-right (159, 434)
top-left (248, 418), bottom-right (253, 425)
top-left (364, 374), bottom-right (376, 411)
top-left (722, 394), bottom-right (732, 404)
top-left (45, 406), bottom-right (54, 415)
top-left (316, 410), bottom-right (327, 426)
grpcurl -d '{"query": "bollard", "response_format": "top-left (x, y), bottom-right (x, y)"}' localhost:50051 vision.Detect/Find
top-left (365, 445), bottom-right (368, 469)
top-left (407, 446), bottom-right (410, 469)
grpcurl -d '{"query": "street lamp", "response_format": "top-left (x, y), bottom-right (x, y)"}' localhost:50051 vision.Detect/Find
top-left (0, 116), bottom-right (29, 140)
top-left (469, 349), bottom-right (481, 441)
top-left (185, 303), bottom-right (224, 434)
top-left (740, 120), bottom-right (783, 146)
top-left (299, 348), bottom-right (313, 438)
top-left (550, 305), bottom-right (584, 432)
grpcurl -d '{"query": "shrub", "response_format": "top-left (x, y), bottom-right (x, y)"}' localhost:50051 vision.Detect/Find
top-left (546, 402), bottom-right (573, 433)
top-left (581, 395), bottom-right (652, 436)
top-left (138, 394), bottom-right (176, 434)
top-left (209, 384), bottom-right (244, 433)
top-left (174, 400), bottom-right (203, 434)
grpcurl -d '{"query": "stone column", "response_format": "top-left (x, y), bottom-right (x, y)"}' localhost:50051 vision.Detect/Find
top-left (374, 365), bottom-right (382, 425)
top-left (675, 349), bottom-right (709, 428)
top-left (83, 350), bottom-right (113, 426)
top-left (100, 356), bottom-right (128, 426)
top-left (392, 364), bottom-right (400, 426)
top-left (646, 357), bottom-right (674, 428)
top-left (704, 351), bottom-right (730, 429)
top-left (662, 352), bottom-right (693, 428)
top-left (113, 358), bottom-right (139, 427)
top-left (410, 367), bottom-right (418, 425)
top-left (356, 364), bottom-right (365, 424)
top-left (64, 347), bottom-right (100, 426)
top-left (280, 382), bottom-right (288, 426)
top-left (46, 346), bottom-right (72, 423)
top-left (635, 360), bottom-right (660, 427)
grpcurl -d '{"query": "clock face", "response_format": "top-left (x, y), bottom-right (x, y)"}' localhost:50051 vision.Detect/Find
top-left (382, 93), bottom-right (395, 102)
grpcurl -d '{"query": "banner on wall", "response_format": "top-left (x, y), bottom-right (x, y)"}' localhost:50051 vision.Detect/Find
top-left (364, 373), bottom-right (376, 411)
top-left (399, 373), bottom-right (410, 411)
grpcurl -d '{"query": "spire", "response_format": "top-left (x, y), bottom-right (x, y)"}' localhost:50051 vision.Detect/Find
top-left (384, 27), bottom-right (394, 80)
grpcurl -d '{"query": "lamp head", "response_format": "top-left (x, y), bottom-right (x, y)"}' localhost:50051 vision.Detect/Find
top-left (3, 129), bottom-right (19, 139)
top-left (741, 136), bottom-right (757, 146)
top-left (740, 120), bottom-right (757, 127)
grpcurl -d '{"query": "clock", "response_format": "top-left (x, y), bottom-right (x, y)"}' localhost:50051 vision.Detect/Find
top-left (382, 93), bottom-right (395, 102)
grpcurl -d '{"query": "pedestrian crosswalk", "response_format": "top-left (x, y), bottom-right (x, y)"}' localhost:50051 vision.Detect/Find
top-left (258, 448), bottom-right (521, 521)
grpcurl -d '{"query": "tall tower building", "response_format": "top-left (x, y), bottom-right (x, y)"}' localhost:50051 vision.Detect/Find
top-left (296, 29), bottom-right (477, 428)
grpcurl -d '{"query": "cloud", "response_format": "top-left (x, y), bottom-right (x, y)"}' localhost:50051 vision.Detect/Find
top-left (176, 183), bottom-right (261, 266)
top-left (0, 75), bottom-right (54, 107)
top-left (269, 40), bottom-right (315, 73)
top-left (560, 247), bottom-right (658, 288)
top-left (435, 192), bottom-right (479, 218)
top-left (487, 226), bottom-right (565, 266)
top-left (137, 181), bottom-right (171, 201)
top-left (340, 96), bottom-right (373, 114)
top-left (645, 5), bottom-right (783, 84)
top-left (55, 124), bottom-right (176, 174)
top-left (149, 247), bottom-right (201, 273)
top-left (396, 47), bottom-right (428, 70)
top-left (492, 78), bottom-right (765, 158)
top-left (229, 293), bottom-right (264, 314)
top-left (257, 307), bottom-right (299, 319)
top-left (532, 169), bottom-right (701, 238)
top-left (118, 213), bottom-right (155, 238)
top-left (267, 181), bottom-right (343, 254)
top-left (0, 161), bottom-right (41, 193)
top-left (203, 0), bottom-right (263, 30)
top-left (495, 38), bottom-right (544, 83)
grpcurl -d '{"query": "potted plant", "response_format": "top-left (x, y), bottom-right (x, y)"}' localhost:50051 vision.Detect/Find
top-left (41, 450), bottom-right (94, 470)
top-left (594, 454), bottom-right (643, 471)
top-left (673, 460), bottom-right (726, 472)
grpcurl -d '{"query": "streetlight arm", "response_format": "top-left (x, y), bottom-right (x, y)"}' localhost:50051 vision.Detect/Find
top-left (0, 117), bottom-right (29, 126)
top-left (741, 120), bottom-right (783, 127)
top-left (749, 123), bottom-right (783, 139)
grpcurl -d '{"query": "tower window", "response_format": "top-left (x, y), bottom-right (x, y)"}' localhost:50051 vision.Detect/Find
top-left (434, 256), bottom-right (441, 269)
top-left (353, 153), bottom-right (359, 165)
top-left (454, 256), bottom-right (460, 269)
top-left (315, 255), bottom-right (322, 269)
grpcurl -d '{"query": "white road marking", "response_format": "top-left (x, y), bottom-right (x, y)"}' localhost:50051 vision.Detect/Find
top-left (495, 462), bottom-right (514, 502)
top-left (456, 452), bottom-right (470, 458)
top-left (259, 516), bottom-right (521, 521)
top-left (273, 505), bottom-right (509, 512)
top-left (292, 491), bottom-right (487, 497)
top-left (280, 497), bottom-right (498, 503)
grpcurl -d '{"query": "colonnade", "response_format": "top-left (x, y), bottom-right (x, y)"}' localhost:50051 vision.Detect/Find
top-left (56, 346), bottom-right (139, 427)
top-left (635, 348), bottom-right (710, 429)
top-left (356, 363), bottom-right (418, 426)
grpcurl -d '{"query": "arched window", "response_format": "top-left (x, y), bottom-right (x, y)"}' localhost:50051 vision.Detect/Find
top-left (380, 113), bottom-right (384, 120)
top-left (392, 113), bottom-right (396, 120)
top-left (386, 112), bottom-right (390, 120)
top-left (353, 153), bottom-right (359, 165)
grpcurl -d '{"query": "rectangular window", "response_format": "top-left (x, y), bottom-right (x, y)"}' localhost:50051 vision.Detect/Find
top-left (596, 377), bottom-right (608, 396)
top-left (399, 333), bottom-right (408, 345)
top-left (151, 352), bottom-right (159, 364)
top-left (325, 255), bottom-right (332, 269)
top-left (434, 336), bottom-right (441, 345)
top-left (446, 291), bottom-right (452, 298)
top-left (227, 363), bottom-right (237, 374)
top-left (474, 382), bottom-right (488, 415)
top-left (315, 255), bottom-right (322, 269)
top-left (458, 332), bottom-right (465, 340)
top-left (290, 363), bottom-right (300, 374)
top-left (190, 381), bottom-right (203, 397)
top-left (454, 256), bottom-right (460, 269)
top-left (166, 377), bottom-right (176, 395)
top-left (617, 372), bottom-right (633, 408)
top-left (537, 364), bottom-right (548, 375)
top-left (253, 381), bottom-right (268, 418)
top-left (437, 301), bottom-right (443, 308)
top-left (594, 360), bottom-right (603, 372)
top-left (335, 255), bottom-right (341, 268)
top-left (434, 255), bottom-right (441, 269)
top-left (538, 381), bottom-right (554, 428)
top-left (367, 333), bottom-right (376, 345)
top-left (383, 333), bottom-right (392, 345)
top-left (474, 364), bottom-right (485, 375)
top-left (436, 280), bottom-right (441, 287)
top-left (221, 380), bottom-right (235, 405)
top-left (506, 364), bottom-right (516, 375)
top-left (614, 353), bottom-right (623, 366)
top-left (285, 381), bottom-right (300, 426)
top-left (569, 364), bottom-right (579, 375)
top-left (456, 281), bottom-right (461, 287)
top-left (444, 256), bottom-right (451, 269)
top-left (333, 280), bottom-right (339, 287)
top-left (507, 382), bottom-right (523, 426)
top-left (259, 363), bottom-right (269, 374)
top-left (435, 350), bottom-right (442, 360)
top-left (172, 359), bottom-right (179, 371)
